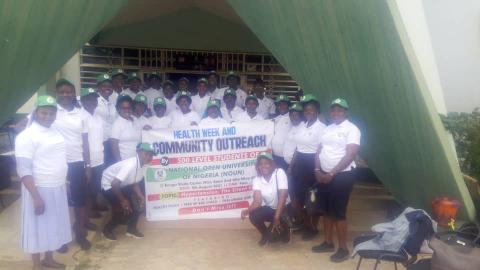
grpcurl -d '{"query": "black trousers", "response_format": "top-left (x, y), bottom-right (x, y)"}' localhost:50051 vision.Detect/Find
top-left (249, 206), bottom-right (276, 236)
top-left (68, 161), bottom-right (87, 207)
top-left (88, 164), bottom-right (104, 196)
top-left (103, 141), bottom-right (115, 168)
top-left (102, 185), bottom-right (141, 232)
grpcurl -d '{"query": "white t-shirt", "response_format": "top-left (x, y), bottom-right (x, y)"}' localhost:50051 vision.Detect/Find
top-left (271, 113), bottom-right (292, 157)
top-left (257, 97), bottom-right (275, 119)
top-left (191, 94), bottom-right (211, 117)
top-left (96, 95), bottom-right (117, 141)
top-left (169, 110), bottom-right (201, 128)
top-left (111, 116), bottom-right (141, 160)
top-left (295, 119), bottom-right (326, 154)
top-left (199, 116), bottom-right (227, 125)
top-left (143, 87), bottom-right (163, 110)
top-left (234, 111), bottom-right (264, 122)
top-left (52, 105), bottom-right (87, 163)
top-left (319, 119), bottom-right (361, 173)
top-left (149, 115), bottom-right (172, 129)
top-left (283, 124), bottom-right (303, 165)
top-left (133, 115), bottom-right (150, 130)
top-left (110, 91), bottom-right (119, 107)
top-left (101, 155), bottom-right (146, 191)
top-left (121, 89), bottom-right (143, 99)
top-left (220, 106), bottom-right (244, 123)
top-left (252, 168), bottom-right (291, 209)
top-left (81, 109), bottom-right (104, 167)
top-left (210, 87), bottom-right (223, 101)
top-left (164, 97), bottom-right (179, 115)
top-left (15, 122), bottom-right (68, 187)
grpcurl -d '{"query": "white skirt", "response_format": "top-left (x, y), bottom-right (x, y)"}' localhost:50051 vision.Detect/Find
top-left (21, 184), bottom-right (72, 253)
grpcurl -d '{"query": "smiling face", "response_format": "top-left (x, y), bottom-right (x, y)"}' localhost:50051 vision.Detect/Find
top-left (154, 104), bottom-right (166, 118)
top-left (118, 100), bottom-right (133, 119)
top-left (134, 102), bottom-right (146, 117)
top-left (177, 97), bottom-right (191, 113)
top-left (35, 106), bottom-right (57, 127)
top-left (163, 85), bottom-right (175, 99)
top-left (256, 157), bottom-right (274, 177)
top-left (56, 84), bottom-right (76, 109)
top-left (197, 82), bottom-right (208, 97)
top-left (289, 110), bottom-right (303, 126)
top-left (330, 105), bottom-right (348, 124)
top-left (207, 106), bottom-right (219, 118)
top-left (130, 79), bottom-right (142, 92)
top-left (112, 74), bottom-right (125, 91)
top-left (245, 99), bottom-right (258, 114)
top-left (276, 102), bottom-right (289, 115)
top-left (223, 95), bottom-right (236, 109)
top-left (81, 94), bottom-right (98, 114)
top-left (97, 81), bottom-right (113, 99)
top-left (303, 102), bottom-right (318, 122)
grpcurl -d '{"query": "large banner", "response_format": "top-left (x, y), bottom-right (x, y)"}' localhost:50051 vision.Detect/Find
top-left (142, 120), bottom-right (274, 221)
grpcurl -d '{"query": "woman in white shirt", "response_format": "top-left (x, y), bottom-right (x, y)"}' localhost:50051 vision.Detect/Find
top-left (311, 98), bottom-right (360, 263)
top-left (283, 102), bottom-right (304, 166)
top-left (149, 97), bottom-right (172, 129)
top-left (111, 95), bottom-right (141, 162)
top-left (271, 94), bottom-right (291, 171)
top-left (234, 95), bottom-right (264, 122)
top-left (241, 152), bottom-right (290, 246)
top-left (132, 94), bottom-right (152, 130)
top-left (290, 94), bottom-right (326, 241)
top-left (95, 73), bottom-right (116, 167)
top-left (191, 78), bottom-right (211, 116)
top-left (15, 96), bottom-right (71, 270)
top-left (163, 80), bottom-right (179, 115)
top-left (199, 99), bottom-right (227, 125)
top-left (220, 89), bottom-right (244, 123)
top-left (253, 79), bottom-right (275, 119)
top-left (169, 91), bottom-right (201, 128)
top-left (53, 79), bottom-right (93, 250)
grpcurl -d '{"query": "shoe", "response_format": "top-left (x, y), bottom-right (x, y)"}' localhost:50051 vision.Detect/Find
top-left (312, 242), bottom-right (335, 253)
top-left (85, 221), bottom-right (98, 231)
top-left (89, 211), bottom-right (102, 219)
top-left (126, 229), bottom-right (144, 239)
top-left (56, 244), bottom-right (68, 254)
top-left (301, 228), bottom-right (319, 240)
top-left (330, 248), bottom-right (350, 263)
top-left (258, 235), bottom-right (269, 246)
top-left (77, 237), bottom-right (92, 250)
top-left (102, 229), bottom-right (117, 242)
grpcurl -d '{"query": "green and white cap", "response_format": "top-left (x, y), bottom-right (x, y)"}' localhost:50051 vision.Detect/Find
top-left (206, 99), bottom-right (221, 109)
top-left (163, 80), bottom-right (175, 88)
top-left (275, 94), bottom-right (290, 104)
top-left (137, 143), bottom-right (154, 153)
top-left (176, 90), bottom-right (192, 102)
top-left (300, 94), bottom-right (318, 103)
top-left (80, 88), bottom-right (99, 97)
top-left (134, 94), bottom-right (148, 105)
top-left (257, 151), bottom-right (273, 161)
top-left (331, 98), bottom-right (349, 109)
top-left (149, 72), bottom-right (161, 79)
top-left (111, 68), bottom-right (126, 78)
top-left (178, 77), bottom-right (189, 83)
top-left (223, 88), bottom-right (237, 98)
top-left (289, 102), bottom-right (303, 112)
top-left (226, 71), bottom-right (240, 80)
top-left (245, 94), bottom-right (258, 104)
top-left (153, 97), bottom-right (166, 107)
top-left (197, 77), bottom-right (208, 84)
top-left (128, 72), bottom-right (141, 82)
top-left (96, 73), bottom-right (111, 84)
top-left (36, 95), bottom-right (57, 107)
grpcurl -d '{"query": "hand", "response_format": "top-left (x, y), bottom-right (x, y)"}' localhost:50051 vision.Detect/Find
top-left (241, 209), bottom-right (249, 220)
top-left (323, 173), bottom-right (333, 184)
top-left (314, 170), bottom-right (324, 183)
top-left (143, 125), bottom-right (152, 131)
top-left (138, 196), bottom-right (146, 209)
top-left (85, 167), bottom-right (92, 184)
top-left (33, 197), bottom-right (45, 215)
top-left (120, 199), bottom-right (132, 214)
top-left (271, 216), bottom-right (281, 233)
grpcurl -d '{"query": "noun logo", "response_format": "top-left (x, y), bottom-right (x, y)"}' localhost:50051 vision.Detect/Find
top-left (46, 97), bottom-right (54, 103)
top-left (154, 169), bottom-right (166, 181)
top-left (160, 156), bottom-right (169, 166)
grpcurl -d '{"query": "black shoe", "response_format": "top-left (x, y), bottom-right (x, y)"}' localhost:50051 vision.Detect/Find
top-left (126, 229), bottom-right (144, 239)
top-left (312, 242), bottom-right (335, 253)
top-left (85, 221), bottom-right (98, 231)
top-left (102, 229), bottom-right (117, 242)
top-left (258, 235), bottom-right (269, 246)
top-left (89, 211), bottom-right (102, 219)
top-left (77, 237), bottom-right (92, 250)
top-left (301, 229), bottom-right (319, 240)
top-left (330, 248), bottom-right (350, 263)
top-left (57, 244), bottom-right (68, 254)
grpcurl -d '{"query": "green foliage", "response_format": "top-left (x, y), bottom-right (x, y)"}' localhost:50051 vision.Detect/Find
top-left (441, 109), bottom-right (480, 180)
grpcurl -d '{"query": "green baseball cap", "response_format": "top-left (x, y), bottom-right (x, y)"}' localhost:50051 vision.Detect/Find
top-left (289, 102), bottom-right (303, 112)
top-left (176, 90), bottom-right (192, 102)
top-left (208, 70), bottom-right (218, 76)
top-left (96, 73), bottom-right (111, 84)
top-left (128, 72), bottom-right (141, 82)
top-left (137, 143), bottom-right (154, 153)
top-left (149, 72), bottom-right (161, 80)
top-left (226, 71), bottom-right (240, 80)
top-left (80, 88), bottom-right (99, 97)
top-left (223, 88), bottom-right (237, 98)
top-left (153, 97), bottom-right (166, 107)
top-left (178, 77), bottom-right (189, 83)
top-left (245, 95), bottom-right (258, 104)
top-left (206, 99), bottom-right (220, 109)
top-left (36, 95), bottom-right (57, 107)
top-left (257, 151), bottom-right (273, 161)
top-left (275, 94), bottom-right (290, 104)
top-left (331, 98), bottom-right (349, 109)
top-left (163, 80), bottom-right (175, 88)
top-left (111, 68), bottom-right (127, 78)
top-left (197, 77), bottom-right (208, 84)
top-left (134, 94), bottom-right (148, 105)
top-left (300, 94), bottom-right (318, 103)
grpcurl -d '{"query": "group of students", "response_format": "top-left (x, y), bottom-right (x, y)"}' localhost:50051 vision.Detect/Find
top-left (14, 68), bottom-right (361, 269)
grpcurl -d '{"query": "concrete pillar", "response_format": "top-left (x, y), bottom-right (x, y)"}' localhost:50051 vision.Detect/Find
top-left (60, 52), bottom-right (81, 94)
